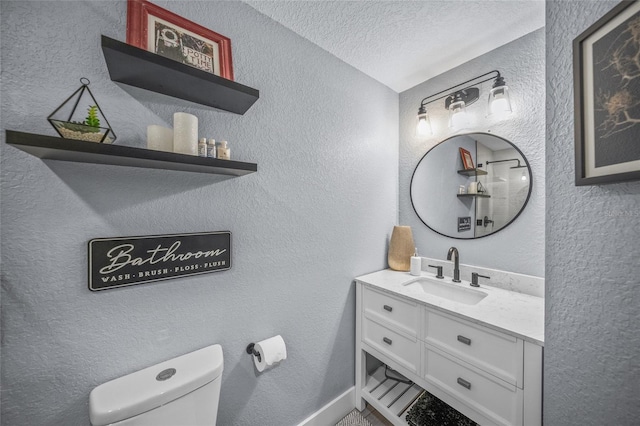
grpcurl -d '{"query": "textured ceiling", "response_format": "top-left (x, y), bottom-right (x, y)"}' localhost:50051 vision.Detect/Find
top-left (245, 1), bottom-right (545, 92)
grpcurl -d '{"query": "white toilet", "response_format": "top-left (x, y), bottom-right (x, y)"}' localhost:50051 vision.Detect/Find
top-left (89, 344), bottom-right (223, 426)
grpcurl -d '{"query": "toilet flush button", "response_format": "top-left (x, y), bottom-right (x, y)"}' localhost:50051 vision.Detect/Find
top-left (156, 368), bottom-right (176, 381)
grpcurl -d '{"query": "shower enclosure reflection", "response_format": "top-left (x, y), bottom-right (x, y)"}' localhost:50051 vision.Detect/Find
top-left (410, 133), bottom-right (532, 239)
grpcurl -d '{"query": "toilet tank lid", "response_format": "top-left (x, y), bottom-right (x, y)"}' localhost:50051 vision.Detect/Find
top-left (89, 344), bottom-right (223, 426)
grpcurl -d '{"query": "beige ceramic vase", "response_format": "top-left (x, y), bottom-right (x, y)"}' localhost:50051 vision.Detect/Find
top-left (388, 226), bottom-right (415, 271)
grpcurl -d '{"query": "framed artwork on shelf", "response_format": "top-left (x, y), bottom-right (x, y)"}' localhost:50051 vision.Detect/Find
top-left (126, 0), bottom-right (234, 80)
top-left (573, 0), bottom-right (640, 185)
top-left (459, 147), bottom-right (475, 170)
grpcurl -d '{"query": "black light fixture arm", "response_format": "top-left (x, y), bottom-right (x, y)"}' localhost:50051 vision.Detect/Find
top-left (419, 70), bottom-right (501, 108)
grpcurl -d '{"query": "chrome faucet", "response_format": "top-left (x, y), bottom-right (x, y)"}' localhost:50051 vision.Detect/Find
top-left (447, 247), bottom-right (461, 283)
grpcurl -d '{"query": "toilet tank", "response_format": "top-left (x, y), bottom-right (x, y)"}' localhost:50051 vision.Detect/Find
top-left (90, 344), bottom-right (223, 426)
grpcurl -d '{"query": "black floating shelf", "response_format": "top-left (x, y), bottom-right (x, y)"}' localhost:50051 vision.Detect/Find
top-left (457, 193), bottom-right (491, 198)
top-left (101, 35), bottom-right (259, 115)
top-left (457, 168), bottom-right (488, 176)
top-left (6, 130), bottom-right (257, 176)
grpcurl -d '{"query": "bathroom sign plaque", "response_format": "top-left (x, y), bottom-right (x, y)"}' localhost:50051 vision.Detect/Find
top-left (88, 231), bottom-right (231, 291)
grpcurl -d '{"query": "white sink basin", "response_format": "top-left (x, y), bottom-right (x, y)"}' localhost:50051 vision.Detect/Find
top-left (403, 277), bottom-right (488, 305)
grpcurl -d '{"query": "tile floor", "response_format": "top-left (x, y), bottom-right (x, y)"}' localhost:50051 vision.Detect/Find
top-left (359, 405), bottom-right (395, 426)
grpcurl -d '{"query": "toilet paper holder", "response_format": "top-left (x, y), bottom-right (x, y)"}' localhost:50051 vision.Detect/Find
top-left (246, 343), bottom-right (261, 362)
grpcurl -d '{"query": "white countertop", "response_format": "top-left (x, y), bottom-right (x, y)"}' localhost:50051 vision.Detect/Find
top-left (355, 269), bottom-right (544, 346)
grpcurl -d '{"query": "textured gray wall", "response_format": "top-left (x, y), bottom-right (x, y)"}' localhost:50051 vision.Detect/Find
top-left (0, 1), bottom-right (398, 425)
top-left (399, 29), bottom-right (546, 277)
top-left (545, 1), bottom-right (640, 424)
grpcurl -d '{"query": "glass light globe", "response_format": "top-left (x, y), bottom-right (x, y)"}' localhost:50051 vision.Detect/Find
top-left (415, 112), bottom-right (432, 137)
top-left (448, 100), bottom-right (469, 130)
top-left (487, 85), bottom-right (512, 119)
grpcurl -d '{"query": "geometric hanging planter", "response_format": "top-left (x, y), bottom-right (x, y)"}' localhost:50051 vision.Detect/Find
top-left (47, 77), bottom-right (116, 144)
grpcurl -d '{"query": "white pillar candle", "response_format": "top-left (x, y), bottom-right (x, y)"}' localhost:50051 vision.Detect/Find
top-left (146, 125), bottom-right (174, 152)
top-left (173, 112), bottom-right (198, 156)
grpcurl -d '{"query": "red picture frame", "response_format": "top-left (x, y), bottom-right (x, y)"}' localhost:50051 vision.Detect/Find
top-left (459, 147), bottom-right (475, 170)
top-left (127, 0), bottom-right (234, 80)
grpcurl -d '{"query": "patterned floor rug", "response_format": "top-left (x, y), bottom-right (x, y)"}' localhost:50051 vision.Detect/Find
top-left (336, 409), bottom-right (373, 426)
top-left (405, 391), bottom-right (477, 426)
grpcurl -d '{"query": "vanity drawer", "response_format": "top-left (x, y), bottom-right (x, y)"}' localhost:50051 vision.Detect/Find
top-left (363, 317), bottom-right (420, 373)
top-left (363, 286), bottom-right (419, 338)
top-left (424, 309), bottom-right (523, 386)
top-left (424, 344), bottom-right (523, 426)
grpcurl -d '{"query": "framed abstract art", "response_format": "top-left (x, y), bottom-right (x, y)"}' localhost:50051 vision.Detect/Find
top-left (574, 0), bottom-right (640, 185)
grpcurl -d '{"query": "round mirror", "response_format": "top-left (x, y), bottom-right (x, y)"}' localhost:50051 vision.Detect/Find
top-left (410, 133), bottom-right (532, 239)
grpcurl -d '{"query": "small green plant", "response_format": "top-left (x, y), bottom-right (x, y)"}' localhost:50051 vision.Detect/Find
top-left (85, 105), bottom-right (100, 128)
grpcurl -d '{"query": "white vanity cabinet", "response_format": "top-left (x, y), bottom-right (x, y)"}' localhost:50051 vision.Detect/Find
top-left (355, 281), bottom-right (543, 426)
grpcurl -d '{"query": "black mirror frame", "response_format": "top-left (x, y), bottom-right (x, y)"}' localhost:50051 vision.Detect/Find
top-left (410, 132), bottom-right (533, 240)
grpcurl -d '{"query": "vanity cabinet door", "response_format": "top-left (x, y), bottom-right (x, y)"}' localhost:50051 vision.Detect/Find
top-left (362, 317), bottom-right (420, 373)
top-left (424, 344), bottom-right (523, 426)
top-left (363, 286), bottom-right (419, 338)
top-left (424, 308), bottom-right (523, 387)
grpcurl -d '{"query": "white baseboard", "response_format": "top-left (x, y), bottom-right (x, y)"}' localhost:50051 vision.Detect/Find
top-left (297, 387), bottom-right (355, 426)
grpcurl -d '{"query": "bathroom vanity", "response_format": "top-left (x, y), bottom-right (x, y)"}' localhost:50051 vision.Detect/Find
top-left (354, 269), bottom-right (544, 426)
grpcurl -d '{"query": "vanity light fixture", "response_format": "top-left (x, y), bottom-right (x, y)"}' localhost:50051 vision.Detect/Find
top-left (415, 70), bottom-right (512, 136)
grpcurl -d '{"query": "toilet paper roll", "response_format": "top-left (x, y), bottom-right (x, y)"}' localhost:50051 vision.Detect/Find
top-left (147, 125), bottom-right (174, 152)
top-left (173, 112), bottom-right (198, 155)
top-left (253, 335), bottom-right (287, 372)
